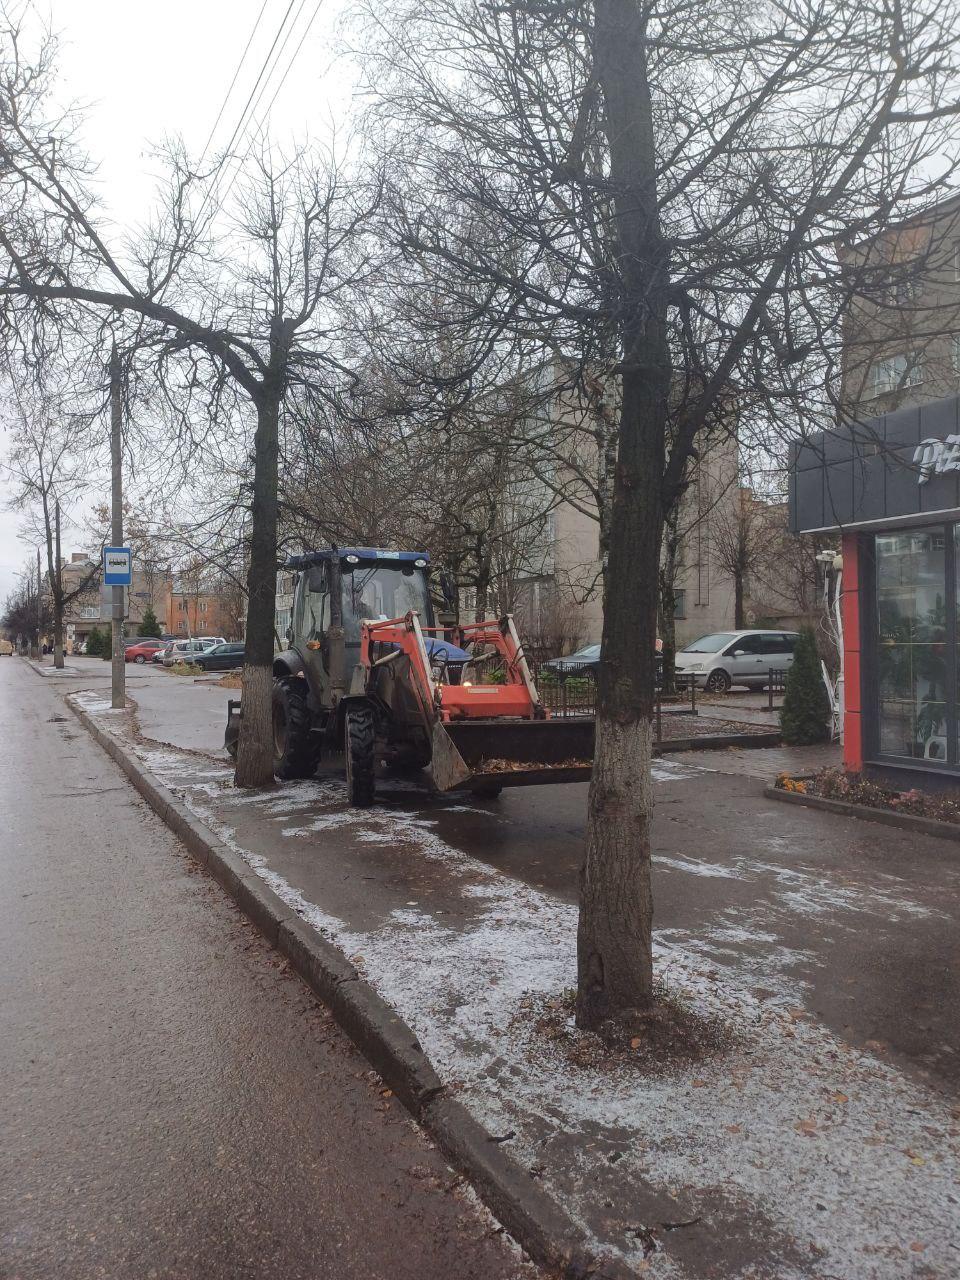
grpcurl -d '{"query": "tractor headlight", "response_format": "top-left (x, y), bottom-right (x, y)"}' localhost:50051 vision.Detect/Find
top-left (415, 557), bottom-right (427, 568)
top-left (344, 554), bottom-right (359, 565)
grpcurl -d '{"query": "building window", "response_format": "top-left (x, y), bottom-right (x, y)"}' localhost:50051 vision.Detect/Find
top-left (199, 601), bottom-right (207, 613)
top-left (868, 353), bottom-right (923, 399)
top-left (178, 599), bottom-right (186, 612)
top-left (673, 589), bottom-right (686, 619)
top-left (875, 529), bottom-right (948, 761)
top-left (178, 620), bottom-right (186, 631)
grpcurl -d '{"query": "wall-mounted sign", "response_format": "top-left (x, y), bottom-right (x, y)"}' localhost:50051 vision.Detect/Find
top-left (913, 435), bottom-right (960, 485)
top-left (103, 546), bottom-right (132, 586)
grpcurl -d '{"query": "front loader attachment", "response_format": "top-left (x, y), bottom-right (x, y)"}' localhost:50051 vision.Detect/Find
top-left (428, 717), bottom-right (595, 792)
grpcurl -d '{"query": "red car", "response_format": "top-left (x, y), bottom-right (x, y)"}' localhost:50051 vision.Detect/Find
top-left (124, 640), bottom-right (165, 664)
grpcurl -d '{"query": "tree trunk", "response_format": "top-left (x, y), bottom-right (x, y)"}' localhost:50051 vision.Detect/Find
top-left (658, 567), bottom-right (676, 696)
top-left (234, 391), bottom-right (281, 789)
top-left (576, 0), bottom-right (671, 1032)
top-left (734, 571), bottom-right (745, 629)
top-left (658, 511), bottom-right (681, 696)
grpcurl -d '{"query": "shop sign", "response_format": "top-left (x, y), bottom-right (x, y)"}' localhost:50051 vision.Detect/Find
top-left (914, 435), bottom-right (960, 485)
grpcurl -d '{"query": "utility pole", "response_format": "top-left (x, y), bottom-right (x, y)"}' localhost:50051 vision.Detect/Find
top-left (36, 546), bottom-right (42, 660)
top-left (110, 343), bottom-right (125, 709)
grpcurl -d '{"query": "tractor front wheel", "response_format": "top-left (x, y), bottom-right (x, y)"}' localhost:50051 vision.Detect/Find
top-left (345, 704), bottom-right (376, 807)
top-left (272, 679), bottom-right (321, 780)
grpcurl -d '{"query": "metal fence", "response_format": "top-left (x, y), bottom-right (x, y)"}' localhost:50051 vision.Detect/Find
top-left (530, 661), bottom-right (698, 728)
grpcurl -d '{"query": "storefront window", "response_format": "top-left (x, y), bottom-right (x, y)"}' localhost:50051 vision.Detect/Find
top-left (875, 529), bottom-right (948, 760)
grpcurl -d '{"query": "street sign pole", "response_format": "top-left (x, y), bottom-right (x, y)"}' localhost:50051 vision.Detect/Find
top-left (110, 345), bottom-right (125, 710)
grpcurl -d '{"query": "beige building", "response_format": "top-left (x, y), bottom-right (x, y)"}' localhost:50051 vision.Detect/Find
top-left (512, 380), bottom-right (739, 651)
top-left (61, 553), bottom-right (171, 649)
top-left (841, 192), bottom-right (960, 416)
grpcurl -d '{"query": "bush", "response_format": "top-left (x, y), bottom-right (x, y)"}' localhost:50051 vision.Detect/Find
top-left (139, 606), bottom-right (162, 639)
top-left (780, 627), bottom-right (831, 745)
top-left (100, 622), bottom-right (112, 659)
top-left (86, 626), bottom-right (103, 657)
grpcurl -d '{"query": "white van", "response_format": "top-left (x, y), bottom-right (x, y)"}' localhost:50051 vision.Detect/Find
top-left (674, 630), bottom-right (799, 693)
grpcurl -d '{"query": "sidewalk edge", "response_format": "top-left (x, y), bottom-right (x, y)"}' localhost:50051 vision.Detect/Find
top-left (763, 783), bottom-right (960, 847)
top-left (67, 695), bottom-right (636, 1280)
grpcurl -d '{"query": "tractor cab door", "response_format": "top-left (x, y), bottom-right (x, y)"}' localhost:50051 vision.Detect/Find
top-left (291, 563), bottom-right (333, 702)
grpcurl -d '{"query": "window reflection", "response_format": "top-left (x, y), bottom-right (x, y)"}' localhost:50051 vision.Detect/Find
top-left (876, 530), bottom-right (947, 760)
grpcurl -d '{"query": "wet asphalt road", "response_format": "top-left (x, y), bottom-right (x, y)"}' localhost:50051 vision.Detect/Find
top-left (0, 659), bottom-right (535, 1280)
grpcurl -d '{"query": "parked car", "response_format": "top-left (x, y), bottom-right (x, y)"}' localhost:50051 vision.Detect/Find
top-left (0, 638), bottom-right (13, 656)
top-left (152, 643), bottom-right (173, 664)
top-left (193, 642), bottom-right (246, 672)
top-left (541, 639), bottom-right (664, 680)
top-left (541, 644), bottom-right (602, 677)
top-left (196, 635), bottom-right (226, 647)
top-left (673, 629), bottom-right (799, 693)
top-left (162, 639), bottom-right (217, 667)
top-left (124, 639), bottom-right (165, 664)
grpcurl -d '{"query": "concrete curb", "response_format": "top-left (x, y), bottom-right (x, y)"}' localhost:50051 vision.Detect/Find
top-left (764, 784), bottom-right (960, 846)
top-left (66, 695), bottom-right (637, 1280)
top-left (657, 730), bottom-right (781, 754)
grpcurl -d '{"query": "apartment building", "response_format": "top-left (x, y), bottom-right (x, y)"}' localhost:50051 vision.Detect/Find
top-left (841, 192), bottom-right (960, 417)
top-left (60, 553), bottom-right (171, 650)
top-left (512, 380), bottom-right (738, 650)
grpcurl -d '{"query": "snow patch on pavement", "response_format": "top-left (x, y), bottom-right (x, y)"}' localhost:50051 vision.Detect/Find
top-left (86, 707), bottom-right (960, 1277)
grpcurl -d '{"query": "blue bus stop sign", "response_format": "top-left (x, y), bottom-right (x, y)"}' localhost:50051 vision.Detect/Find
top-left (103, 546), bottom-right (132, 586)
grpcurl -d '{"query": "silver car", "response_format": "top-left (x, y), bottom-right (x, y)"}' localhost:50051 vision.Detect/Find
top-left (674, 629), bottom-right (798, 693)
top-left (162, 639), bottom-right (216, 667)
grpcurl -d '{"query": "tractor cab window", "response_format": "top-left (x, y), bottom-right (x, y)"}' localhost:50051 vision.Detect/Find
top-left (293, 566), bottom-right (329, 642)
top-left (342, 564), bottom-right (433, 642)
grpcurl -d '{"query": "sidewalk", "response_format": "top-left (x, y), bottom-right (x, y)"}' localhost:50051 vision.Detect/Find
top-left (67, 685), bottom-right (960, 1279)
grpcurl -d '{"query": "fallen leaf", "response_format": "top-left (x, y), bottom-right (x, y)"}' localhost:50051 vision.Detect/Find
top-left (725, 1124), bottom-right (742, 1134)
top-left (631, 1037), bottom-right (642, 1049)
top-left (910, 1242), bottom-right (926, 1253)
top-left (830, 1092), bottom-right (849, 1104)
top-left (795, 1119), bottom-right (818, 1136)
top-left (691, 1079), bottom-right (708, 1088)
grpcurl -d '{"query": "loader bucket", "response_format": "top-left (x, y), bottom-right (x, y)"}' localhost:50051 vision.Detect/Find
top-left (428, 717), bottom-right (595, 791)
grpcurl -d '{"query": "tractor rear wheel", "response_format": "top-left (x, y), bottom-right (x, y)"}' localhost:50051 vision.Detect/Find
top-left (345, 704), bottom-right (376, 807)
top-left (272, 679), bottom-right (321, 780)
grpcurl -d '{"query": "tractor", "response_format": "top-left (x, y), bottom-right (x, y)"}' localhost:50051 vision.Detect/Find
top-left (225, 547), bottom-right (595, 806)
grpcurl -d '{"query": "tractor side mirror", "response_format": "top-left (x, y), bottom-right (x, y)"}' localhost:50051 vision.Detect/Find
top-left (307, 564), bottom-right (326, 593)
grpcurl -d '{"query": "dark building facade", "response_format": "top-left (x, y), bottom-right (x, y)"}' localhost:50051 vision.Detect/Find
top-left (790, 395), bottom-right (960, 789)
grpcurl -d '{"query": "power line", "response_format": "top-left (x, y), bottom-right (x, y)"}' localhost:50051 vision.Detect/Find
top-left (214, 0), bottom-right (326, 215)
top-left (197, 0), bottom-right (271, 166)
top-left (193, 0), bottom-right (301, 230)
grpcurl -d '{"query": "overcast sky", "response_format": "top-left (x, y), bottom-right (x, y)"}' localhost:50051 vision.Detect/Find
top-left (0, 0), bottom-right (352, 601)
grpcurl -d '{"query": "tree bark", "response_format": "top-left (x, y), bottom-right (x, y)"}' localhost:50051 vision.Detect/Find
top-left (576, 0), bottom-right (671, 1031)
top-left (234, 389), bottom-right (281, 789)
top-left (734, 571), bottom-right (745, 629)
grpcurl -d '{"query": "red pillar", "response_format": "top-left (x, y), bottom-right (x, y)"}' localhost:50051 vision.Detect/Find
top-left (840, 532), bottom-right (863, 772)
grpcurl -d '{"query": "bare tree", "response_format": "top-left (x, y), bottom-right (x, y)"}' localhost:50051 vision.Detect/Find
top-left (356, 0), bottom-right (960, 1031)
top-left (2, 382), bottom-right (101, 666)
top-left (0, 15), bottom-right (380, 784)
